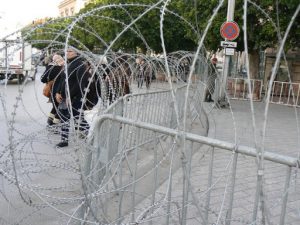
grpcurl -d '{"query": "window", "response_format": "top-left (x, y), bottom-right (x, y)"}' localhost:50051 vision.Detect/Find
top-left (65, 8), bottom-right (69, 17)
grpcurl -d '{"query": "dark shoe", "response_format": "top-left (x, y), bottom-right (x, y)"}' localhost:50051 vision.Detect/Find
top-left (47, 117), bottom-right (54, 126)
top-left (56, 141), bottom-right (68, 148)
top-left (204, 98), bottom-right (213, 102)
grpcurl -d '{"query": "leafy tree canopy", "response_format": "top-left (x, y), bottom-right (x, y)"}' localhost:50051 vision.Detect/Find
top-left (25, 0), bottom-right (299, 53)
top-left (181, 0), bottom-right (299, 52)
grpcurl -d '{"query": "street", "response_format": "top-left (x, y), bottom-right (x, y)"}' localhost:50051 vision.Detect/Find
top-left (0, 66), bottom-right (83, 225)
top-left (0, 66), bottom-right (51, 146)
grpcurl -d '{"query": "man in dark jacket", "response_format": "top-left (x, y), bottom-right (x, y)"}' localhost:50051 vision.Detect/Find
top-left (55, 48), bottom-right (90, 148)
top-left (204, 57), bottom-right (218, 102)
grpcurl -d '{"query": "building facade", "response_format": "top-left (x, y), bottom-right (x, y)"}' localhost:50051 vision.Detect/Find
top-left (58, 0), bottom-right (90, 17)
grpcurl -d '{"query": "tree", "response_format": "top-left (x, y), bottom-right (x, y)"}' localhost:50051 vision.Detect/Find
top-left (25, 0), bottom-right (299, 67)
top-left (23, 17), bottom-right (74, 50)
top-left (180, 0), bottom-right (299, 78)
top-left (76, 0), bottom-right (198, 53)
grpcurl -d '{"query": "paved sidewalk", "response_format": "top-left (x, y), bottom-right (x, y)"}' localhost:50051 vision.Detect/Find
top-left (207, 100), bottom-right (300, 158)
top-left (55, 84), bottom-right (300, 224)
top-left (126, 85), bottom-right (300, 224)
top-left (144, 99), bottom-right (300, 225)
top-left (183, 100), bottom-right (300, 224)
top-left (129, 97), bottom-right (300, 225)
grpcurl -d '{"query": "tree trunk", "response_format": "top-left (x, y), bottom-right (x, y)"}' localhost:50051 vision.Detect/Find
top-left (249, 50), bottom-right (260, 79)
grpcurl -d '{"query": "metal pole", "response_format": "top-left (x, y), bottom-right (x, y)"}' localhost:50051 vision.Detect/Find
top-left (279, 166), bottom-right (292, 225)
top-left (219, 0), bottom-right (236, 106)
top-left (181, 141), bottom-right (193, 225)
top-left (225, 152), bottom-right (238, 225)
top-left (131, 127), bottom-right (141, 223)
top-left (5, 41), bottom-right (8, 69)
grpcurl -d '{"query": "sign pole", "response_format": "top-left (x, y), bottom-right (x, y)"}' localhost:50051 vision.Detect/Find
top-left (218, 0), bottom-right (236, 107)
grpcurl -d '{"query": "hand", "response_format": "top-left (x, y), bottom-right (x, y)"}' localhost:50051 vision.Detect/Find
top-left (55, 93), bottom-right (63, 103)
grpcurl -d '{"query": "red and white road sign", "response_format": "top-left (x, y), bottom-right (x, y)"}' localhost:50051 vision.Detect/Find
top-left (220, 21), bottom-right (240, 41)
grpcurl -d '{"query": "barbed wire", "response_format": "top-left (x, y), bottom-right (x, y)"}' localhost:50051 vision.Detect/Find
top-left (0, 1), bottom-right (299, 225)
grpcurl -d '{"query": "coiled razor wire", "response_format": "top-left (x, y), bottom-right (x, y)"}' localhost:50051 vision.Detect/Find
top-left (0, 1), bottom-right (300, 225)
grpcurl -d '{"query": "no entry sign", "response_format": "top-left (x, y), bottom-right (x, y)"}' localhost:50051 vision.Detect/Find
top-left (220, 21), bottom-right (240, 41)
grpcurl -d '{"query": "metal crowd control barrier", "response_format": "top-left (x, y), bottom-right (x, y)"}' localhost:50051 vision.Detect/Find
top-left (227, 78), bottom-right (263, 101)
top-left (81, 84), bottom-right (299, 225)
top-left (270, 81), bottom-right (300, 107)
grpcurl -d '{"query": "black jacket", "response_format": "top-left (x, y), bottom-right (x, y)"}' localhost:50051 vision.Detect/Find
top-left (41, 65), bottom-right (63, 83)
top-left (57, 56), bottom-right (89, 102)
top-left (41, 65), bottom-right (64, 99)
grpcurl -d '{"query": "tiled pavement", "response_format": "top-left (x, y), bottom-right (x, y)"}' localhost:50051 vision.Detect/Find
top-left (118, 84), bottom-right (300, 225)
top-left (179, 100), bottom-right (300, 224)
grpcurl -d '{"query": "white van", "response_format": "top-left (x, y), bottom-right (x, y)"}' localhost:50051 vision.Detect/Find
top-left (0, 39), bottom-right (34, 83)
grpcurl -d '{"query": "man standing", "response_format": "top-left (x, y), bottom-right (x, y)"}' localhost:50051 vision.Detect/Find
top-left (55, 48), bottom-right (90, 148)
top-left (204, 57), bottom-right (218, 102)
top-left (136, 58), bottom-right (145, 88)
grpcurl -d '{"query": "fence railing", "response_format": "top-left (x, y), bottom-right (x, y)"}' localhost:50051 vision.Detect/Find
top-left (81, 84), bottom-right (209, 221)
top-left (269, 81), bottom-right (300, 107)
top-left (87, 83), bottom-right (207, 163)
top-left (227, 78), bottom-right (263, 101)
top-left (91, 86), bottom-right (188, 164)
top-left (83, 112), bottom-right (299, 225)
top-left (80, 83), bottom-right (299, 225)
top-left (226, 79), bottom-right (300, 107)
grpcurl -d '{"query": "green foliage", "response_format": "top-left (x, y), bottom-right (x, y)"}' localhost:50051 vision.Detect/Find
top-left (25, 0), bottom-right (299, 53)
top-left (76, 0), bottom-right (198, 53)
top-left (184, 0), bottom-right (299, 51)
top-left (24, 18), bottom-right (73, 50)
